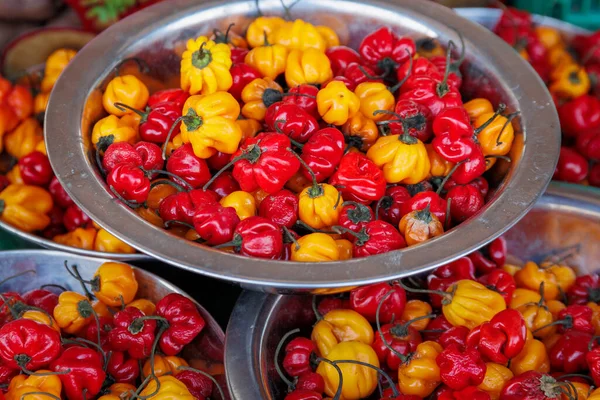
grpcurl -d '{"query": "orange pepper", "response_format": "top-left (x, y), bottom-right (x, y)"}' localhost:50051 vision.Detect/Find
top-left (53, 227), bottom-right (97, 250)
top-left (21, 310), bottom-right (60, 333)
top-left (53, 291), bottom-right (95, 334)
top-left (127, 299), bottom-right (156, 316)
top-left (535, 26), bottom-right (563, 50)
top-left (514, 261), bottom-right (576, 300)
top-left (478, 362), bottom-right (513, 400)
top-left (137, 207), bottom-right (164, 227)
top-left (464, 98), bottom-right (494, 122)
top-left (426, 143), bottom-right (454, 177)
top-left (142, 355), bottom-right (188, 378)
top-left (341, 111), bottom-right (379, 152)
top-left (241, 77), bottom-right (283, 121)
top-left (103, 75), bottom-right (149, 116)
top-left (589, 302), bottom-right (600, 335)
top-left (147, 182), bottom-right (179, 210)
top-left (399, 207), bottom-right (444, 246)
top-left (93, 262), bottom-right (139, 307)
top-left (41, 48), bottom-right (77, 93)
top-left (398, 341), bottom-right (443, 397)
top-left (401, 299), bottom-right (433, 331)
top-left (237, 117), bottom-right (262, 141)
top-left (3, 118), bottom-right (43, 159)
top-left (94, 229), bottom-right (136, 254)
top-left (34, 92), bottom-right (50, 115)
top-left (509, 337), bottom-right (550, 375)
top-left (0, 77), bottom-right (33, 121)
top-left (6, 165), bottom-right (23, 185)
top-left (0, 184), bottom-right (53, 232)
top-left (335, 239), bottom-right (353, 260)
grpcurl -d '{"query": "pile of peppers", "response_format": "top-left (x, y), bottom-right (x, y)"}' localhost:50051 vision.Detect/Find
top-left (0, 48), bottom-right (137, 254)
top-left (90, 10), bottom-right (518, 261)
top-left (0, 261), bottom-right (224, 400)
top-left (275, 236), bottom-right (600, 400)
top-left (492, 7), bottom-right (600, 187)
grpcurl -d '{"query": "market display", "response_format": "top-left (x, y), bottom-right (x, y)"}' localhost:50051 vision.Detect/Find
top-left (0, 262), bottom-right (223, 399)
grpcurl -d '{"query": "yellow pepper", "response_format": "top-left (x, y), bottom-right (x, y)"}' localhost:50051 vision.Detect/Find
top-left (335, 239), bottom-right (353, 260)
top-left (245, 40), bottom-right (289, 80)
top-left (6, 372), bottom-right (62, 400)
top-left (547, 299), bottom-right (567, 319)
top-left (517, 299), bottom-right (556, 339)
top-left (509, 337), bottom-right (550, 375)
top-left (441, 279), bottom-right (507, 329)
top-left (464, 98), bottom-right (494, 122)
top-left (503, 263), bottom-right (521, 276)
top-left (401, 299), bottom-right (433, 331)
top-left (53, 291), bottom-right (95, 334)
top-left (34, 92), bottom-right (50, 115)
top-left (562, 381), bottom-right (590, 400)
top-left (550, 64), bottom-right (590, 100)
top-left (94, 228), bottom-right (137, 254)
top-left (535, 26), bottom-right (563, 50)
top-left (510, 287), bottom-right (541, 309)
top-left (317, 26), bottom-right (340, 48)
top-left (128, 298), bottom-right (156, 316)
top-left (220, 191), bottom-right (257, 220)
top-left (245, 16), bottom-right (286, 48)
top-left (291, 233), bottom-right (340, 262)
top-left (285, 49), bottom-right (333, 87)
top-left (474, 112), bottom-right (515, 157)
top-left (299, 183), bottom-right (342, 229)
top-left (399, 206), bottom-right (444, 246)
top-left (514, 261), bottom-right (576, 301)
top-left (237, 117), bottom-right (263, 141)
top-left (139, 375), bottom-right (195, 399)
top-left (92, 262), bottom-right (138, 307)
top-left (591, 388), bottom-right (600, 400)
top-left (317, 80), bottom-right (360, 125)
top-left (426, 143), bottom-right (454, 177)
top-left (91, 115), bottom-right (137, 151)
top-left (180, 92), bottom-right (242, 158)
top-left (41, 48), bottom-right (77, 93)
top-left (588, 302), bottom-right (600, 335)
top-left (478, 362), bottom-right (513, 400)
top-left (398, 341), bottom-right (443, 398)
top-left (35, 140), bottom-right (46, 156)
top-left (180, 36), bottom-right (232, 96)
top-left (354, 82), bottom-right (395, 122)
top-left (367, 134), bottom-right (430, 184)
top-left (342, 112), bottom-right (379, 152)
top-left (97, 383), bottom-right (136, 400)
top-left (21, 310), bottom-right (60, 333)
top-left (54, 227), bottom-right (97, 250)
top-left (138, 206), bottom-right (164, 228)
top-left (6, 165), bottom-right (23, 185)
top-left (3, 117), bottom-right (43, 159)
top-left (0, 184), bottom-right (52, 232)
top-left (311, 309), bottom-right (374, 357)
top-left (241, 77), bottom-right (283, 121)
top-left (316, 341), bottom-right (379, 400)
top-left (548, 46), bottom-right (576, 69)
top-left (271, 19), bottom-right (327, 52)
top-left (103, 75), bottom-right (149, 116)
top-left (142, 355), bottom-right (188, 378)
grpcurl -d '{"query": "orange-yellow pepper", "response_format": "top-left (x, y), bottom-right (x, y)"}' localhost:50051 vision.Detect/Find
top-left (245, 41), bottom-right (288, 80)
top-left (41, 48), bottom-right (77, 93)
top-left (464, 98), bottom-right (494, 122)
top-left (181, 36), bottom-right (233, 96)
top-left (237, 117), bottom-right (263, 141)
top-left (401, 299), bottom-right (433, 331)
top-left (335, 239), bottom-right (353, 260)
top-left (35, 140), bottom-right (46, 156)
top-left (94, 229), bottom-right (136, 254)
top-left (316, 341), bottom-right (379, 400)
top-left (474, 112), bottom-right (515, 157)
top-left (53, 291), bottom-right (95, 334)
top-left (252, 189), bottom-right (270, 206)
top-left (588, 302), bottom-right (600, 335)
top-left (6, 165), bottom-right (23, 185)
top-left (342, 111), bottom-right (379, 151)
top-left (285, 49), bottom-right (333, 87)
top-left (241, 77), bottom-right (283, 121)
top-left (535, 26), bottom-right (563, 50)
top-left (54, 227), bottom-right (97, 250)
top-left (478, 362), bottom-right (513, 400)
top-left (514, 261), bottom-right (576, 300)
top-left (285, 171), bottom-right (312, 193)
top-left (271, 19), bottom-right (327, 52)
top-left (510, 288), bottom-right (541, 309)
top-left (311, 309), bottom-right (374, 357)
top-left (562, 381), bottom-right (591, 400)
top-left (509, 337), bottom-right (550, 375)
top-left (550, 64), bottom-right (590, 100)
top-left (139, 375), bottom-right (195, 399)
top-left (547, 299), bottom-right (567, 319)
top-left (441, 279), bottom-right (507, 329)
top-left (591, 388), bottom-right (600, 400)
top-left (367, 134), bottom-right (430, 184)
top-left (398, 341), bottom-right (443, 397)
top-left (127, 298), bottom-right (156, 316)
top-left (354, 82), bottom-right (395, 122)
top-left (317, 80), bottom-right (360, 125)
top-left (291, 233), bottom-right (340, 262)
top-left (103, 75), bottom-right (149, 116)
top-left (0, 184), bottom-right (52, 232)
top-left (6, 371), bottom-right (62, 400)
top-left (91, 115), bottom-right (137, 151)
top-left (147, 181), bottom-right (179, 210)
top-left (220, 191), bottom-right (257, 220)
top-left (21, 310), bottom-right (60, 333)
top-left (503, 263), bottom-right (521, 276)
top-left (416, 38), bottom-right (445, 58)
top-left (3, 117), bottom-right (43, 159)
top-left (517, 299), bottom-right (556, 339)
top-left (97, 383), bottom-right (136, 400)
top-left (138, 207), bottom-right (164, 227)
top-left (92, 261), bottom-right (138, 306)
top-left (34, 92), bottom-right (50, 115)
top-left (317, 26), bottom-right (340, 48)
top-left (426, 143), bottom-right (454, 177)
top-left (399, 207), bottom-right (444, 246)
top-left (548, 46), bottom-right (576, 69)
top-left (142, 355), bottom-right (188, 378)
top-left (245, 16), bottom-right (286, 48)
top-left (299, 183), bottom-right (342, 229)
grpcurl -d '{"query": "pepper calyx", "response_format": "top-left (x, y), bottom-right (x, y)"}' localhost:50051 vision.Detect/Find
top-left (191, 43), bottom-right (213, 69)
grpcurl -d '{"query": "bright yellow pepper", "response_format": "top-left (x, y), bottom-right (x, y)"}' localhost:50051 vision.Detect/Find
top-left (34, 92), bottom-right (50, 115)
top-left (291, 233), bottom-right (340, 262)
top-left (299, 183), bottom-right (342, 229)
top-left (97, 383), bottom-right (136, 400)
top-left (317, 25), bottom-right (340, 48)
top-left (535, 26), bottom-right (563, 50)
top-left (241, 77), bottom-right (283, 121)
top-left (503, 263), bottom-right (521, 276)
top-left (342, 111), bottom-right (379, 152)
top-left (3, 117), bottom-right (43, 159)
top-left (180, 36), bottom-right (232, 95)
top-left (478, 362), bottom-right (513, 400)
top-left (474, 112), bottom-right (515, 157)
top-left (548, 46), bottom-right (576, 69)
top-left (91, 115), bottom-right (137, 151)
top-left (510, 287), bottom-right (541, 309)
top-left (464, 98), bottom-right (494, 123)
top-left (103, 75), bottom-right (149, 116)
top-left (549, 64), bottom-right (590, 100)
top-left (401, 300), bottom-right (433, 331)
top-left (509, 337), bottom-right (550, 375)
top-left (398, 341), bottom-right (443, 397)
top-left (237, 117), bottom-right (263, 141)
top-left (92, 262), bottom-right (138, 307)
top-left (41, 48), bottom-right (77, 93)
top-left (311, 309), bottom-right (374, 357)
top-left (441, 279), bottom-right (507, 329)
top-left (317, 80), bottom-right (360, 125)
top-left (245, 40), bottom-right (289, 80)
top-left (399, 207), bottom-right (444, 246)
top-left (220, 191), bottom-right (257, 220)
top-left (517, 299), bottom-right (556, 339)
top-left (180, 92), bottom-right (242, 158)
top-left (142, 355), bottom-right (189, 378)
top-left (6, 371), bottom-right (62, 400)
top-left (271, 19), bottom-right (327, 52)
top-left (426, 143), bottom-right (454, 177)
top-left (0, 184), bottom-right (52, 232)
top-left (285, 49), bottom-right (333, 87)
top-left (6, 165), bottom-right (23, 185)
top-left (591, 388), bottom-right (600, 400)
top-left (354, 82), bottom-right (395, 122)
top-left (54, 227), bottom-right (97, 250)
top-left (21, 310), bottom-right (60, 333)
top-left (128, 298), bottom-right (156, 316)
top-left (367, 134), bottom-right (430, 184)
top-left (245, 16), bottom-right (286, 48)
top-left (335, 239), bottom-right (353, 260)
top-left (53, 291), bottom-right (95, 334)
top-left (514, 261), bottom-right (576, 301)
top-left (94, 228), bottom-right (137, 254)
top-left (316, 341), bottom-right (379, 400)
top-left (139, 375), bottom-right (195, 399)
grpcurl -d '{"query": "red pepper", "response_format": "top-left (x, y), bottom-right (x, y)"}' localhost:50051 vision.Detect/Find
top-left (317, 297), bottom-right (350, 316)
top-left (468, 176), bottom-right (490, 198)
top-left (135, 101), bottom-right (182, 143)
top-left (524, 31), bottom-right (548, 66)
top-left (156, 293), bottom-right (205, 356)
top-left (359, 27), bottom-right (415, 75)
top-left (326, 46), bottom-right (362, 76)
top-left (398, 75), bottom-right (463, 117)
top-left (586, 346), bottom-right (600, 386)
top-left (230, 63), bottom-right (262, 100)
top-left (349, 281), bottom-right (406, 324)
top-left (135, 141), bottom-right (164, 172)
top-left (107, 350), bottom-right (139, 384)
top-left (284, 390), bottom-right (323, 400)
top-left (42, 209), bottom-right (67, 239)
top-left (167, 143), bottom-right (212, 189)
top-left (466, 309), bottom-right (527, 364)
top-left (338, 202), bottom-right (374, 239)
top-left (300, 127), bottom-right (345, 183)
top-left (381, 388), bottom-right (421, 400)
top-left (397, 57), bottom-right (443, 92)
top-left (332, 75), bottom-right (355, 90)
top-left (17, 151), bottom-right (54, 187)
top-left (341, 62), bottom-right (382, 90)
top-left (400, 190), bottom-right (447, 224)
top-left (0, 318), bottom-right (62, 371)
top-left (431, 134), bottom-right (478, 164)
top-left (159, 189), bottom-right (219, 225)
top-left (50, 346), bottom-right (106, 400)
top-left (83, 316), bottom-right (113, 349)
top-left (102, 142), bottom-right (144, 173)
top-left (446, 184), bottom-right (484, 223)
top-left (558, 95), bottom-right (600, 137)
top-left (427, 257), bottom-right (475, 308)
top-left (488, 237), bottom-right (507, 266)
top-left (207, 151), bottom-right (232, 171)
top-left (383, 99), bottom-right (433, 142)
top-left (107, 163), bottom-right (151, 204)
top-left (283, 84), bottom-right (320, 119)
top-left (0, 292), bottom-right (23, 324)
top-left (108, 307), bottom-right (156, 359)
top-left (296, 372), bottom-right (325, 393)
top-left (438, 326), bottom-right (470, 351)
top-left (372, 322), bottom-right (421, 370)
top-left (436, 344), bottom-right (486, 390)
top-left (568, 274), bottom-right (600, 305)
top-left (477, 269), bottom-right (516, 306)
top-left (437, 386), bottom-right (491, 400)
top-left (576, 129), bottom-right (600, 161)
top-left (500, 371), bottom-right (568, 400)
top-left (232, 132), bottom-right (300, 194)
top-left (192, 203), bottom-right (240, 245)
top-left (225, 216), bottom-right (284, 259)
top-left (493, 7), bottom-right (532, 36)
top-left (0, 359), bottom-right (17, 386)
top-left (556, 305), bottom-right (594, 334)
top-left (554, 146), bottom-right (589, 183)
top-left (265, 103), bottom-right (319, 143)
top-left (588, 64), bottom-right (600, 96)
top-left (350, 220), bottom-right (406, 258)
top-left (283, 337), bottom-right (315, 377)
top-left (177, 369), bottom-right (214, 400)
top-left (259, 189), bottom-right (299, 228)
top-left (231, 47), bottom-right (249, 64)
top-left (22, 289), bottom-right (58, 315)
top-left (549, 330), bottom-right (593, 373)
top-left (429, 55), bottom-right (462, 90)
top-left (377, 186), bottom-right (411, 227)
top-left (329, 153), bottom-right (385, 204)
top-left (423, 314), bottom-right (454, 342)
top-left (468, 237), bottom-right (506, 275)
top-left (207, 171), bottom-right (240, 199)
top-left (63, 204), bottom-right (91, 232)
top-left (433, 107), bottom-right (473, 140)
top-left (148, 88), bottom-right (189, 111)
top-left (452, 147), bottom-right (486, 185)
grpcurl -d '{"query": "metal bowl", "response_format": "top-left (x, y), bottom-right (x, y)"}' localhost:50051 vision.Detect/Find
top-left (0, 250), bottom-right (228, 398)
top-left (46, 0), bottom-right (559, 292)
top-left (224, 181), bottom-right (600, 400)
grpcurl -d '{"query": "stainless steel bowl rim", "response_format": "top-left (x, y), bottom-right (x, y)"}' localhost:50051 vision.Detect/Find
top-left (46, 0), bottom-right (560, 290)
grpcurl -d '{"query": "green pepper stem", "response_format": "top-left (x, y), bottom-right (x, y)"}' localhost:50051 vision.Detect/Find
top-left (109, 185), bottom-right (145, 209)
top-left (164, 220), bottom-right (195, 230)
top-left (315, 357), bottom-right (344, 400)
top-left (435, 159), bottom-right (467, 196)
top-left (113, 102), bottom-right (148, 120)
top-left (274, 328), bottom-right (301, 389)
top-left (144, 169), bottom-right (194, 191)
top-left (282, 226), bottom-right (301, 251)
top-left (388, 49), bottom-right (413, 93)
top-left (0, 269), bottom-right (35, 288)
top-left (311, 296), bottom-right (323, 321)
top-left (474, 103), bottom-right (507, 135)
top-left (375, 289), bottom-right (410, 364)
top-left (496, 111), bottom-right (520, 145)
top-left (64, 262), bottom-right (95, 300)
top-left (397, 279), bottom-right (449, 298)
top-left (40, 284), bottom-right (68, 292)
top-left (287, 148), bottom-right (321, 196)
top-left (274, 120), bottom-right (304, 148)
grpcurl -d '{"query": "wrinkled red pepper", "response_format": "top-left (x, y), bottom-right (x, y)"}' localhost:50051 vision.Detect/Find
top-left (500, 371), bottom-right (567, 400)
top-left (108, 306), bottom-right (156, 359)
top-left (568, 274), bottom-right (600, 305)
top-left (438, 326), bottom-right (470, 351)
top-left (22, 289), bottom-right (59, 315)
top-left (377, 186), bottom-right (411, 227)
top-left (296, 372), bottom-right (325, 393)
top-left (283, 337), bottom-right (315, 377)
top-left (265, 103), bottom-right (319, 143)
top-left (148, 88), bottom-right (189, 111)
top-left (207, 171), bottom-right (240, 199)
top-left (106, 350), bottom-right (139, 384)
top-left (192, 203), bottom-right (240, 245)
top-left (437, 385), bottom-right (491, 400)
top-left (282, 84), bottom-right (320, 119)
top-left (349, 281), bottom-right (406, 324)
top-left (446, 184), bottom-right (484, 223)
top-left (50, 346), bottom-right (106, 400)
top-left (259, 190), bottom-right (299, 228)
top-left (338, 202), bottom-right (374, 238)
top-left (167, 143), bottom-right (212, 189)
top-left (329, 152), bottom-right (386, 204)
top-left (436, 344), bottom-right (486, 390)
top-left (300, 127), bottom-right (345, 183)
top-left (359, 27), bottom-right (415, 75)
top-left (556, 304), bottom-right (594, 334)
top-left (558, 94), bottom-right (600, 137)
top-left (156, 293), bottom-right (205, 356)
top-left (372, 321), bottom-right (421, 370)
top-left (401, 190), bottom-right (447, 224)
top-left (177, 369), bottom-right (214, 399)
top-left (549, 330), bottom-right (593, 373)
top-left (226, 216), bottom-right (284, 259)
top-left (477, 269), bottom-right (516, 306)
top-left (107, 163), bottom-right (151, 204)
top-left (326, 46), bottom-right (362, 76)
top-left (159, 189), bottom-right (219, 225)
top-left (350, 220), bottom-right (407, 258)
top-left (0, 318), bottom-right (62, 371)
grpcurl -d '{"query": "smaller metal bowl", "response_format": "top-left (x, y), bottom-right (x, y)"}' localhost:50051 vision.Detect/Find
top-left (0, 250), bottom-right (227, 398)
top-left (225, 182), bottom-right (600, 400)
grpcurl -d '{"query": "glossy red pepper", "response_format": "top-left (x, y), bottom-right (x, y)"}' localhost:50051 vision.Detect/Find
top-left (576, 129), bottom-right (600, 161)
top-left (401, 190), bottom-right (447, 224)
top-left (83, 316), bottom-right (113, 349)
top-left (372, 321), bottom-right (421, 370)
top-left (500, 371), bottom-right (567, 400)
top-left (438, 326), bottom-right (470, 351)
top-left (338, 202), bottom-right (374, 239)
top-left (283, 337), bottom-right (315, 377)
top-left (437, 344), bottom-right (486, 390)
top-left (265, 103), bottom-right (320, 143)
top-left (226, 216), bottom-right (284, 259)
top-left (0, 318), bottom-right (62, 371)
top-left (135, 101), bottom-right (182, 143)
top-left (0, 359), bottom-right (17, 386)
top-left (156, 293), bottom-right (205, 356)
top-left (205, 171), bottom-right (239, 199)
top-left (423, 314), bottom-right (454, 342)
top-left (282, 84), bottom-right (320, 119)
top-left (549, 330), bottom-right (593, 373)
top-left (167, 143), bottom-right (212, 189)
top-left (22, 289), bottom-right (59, 315)
top-left (332, 75), bottom-right (356, 90)
top-left (102, 142), bottom-right (144, 173)
top-left (568, 274), bottom-right (600, 304)
top-left (230, 63), bottom-right (262, 100)
top-left (431, 134), bottom-right (478, 164)
top-left (300, 127), bottom-right (345, 183)
top-left (429, 55), bottom-right (462, 90)
top-left (42, 208), bottom-right (67, 239)
top-left (107, 163), bottom-right (151, 204)
top-left (107, 350), bottom-right (139, 384)
top-left (0, 292), bottom-right (24, 324)
top-left (493, 7), bottom-right (532, 36)
top-left (317, 296), bottom-right (350, 316)
top-left (232, 132), bottom-right (300, 194)
top-left (446, 184), bottom-right (484, 223)
top-left (427, 257), bottom-right (475, 308)
top-left (377, 186), bottom-right (411, 227)
top-left (383, 99), bottom-right (433, 142)
top-left (554, 146), bottom-right (589, 183)
top-left (207, 151), bottom-right (232, 172)
top-left (148, 88), bottom-right (189, 110)
top-left (586, 346), bottom-right (600, 386)
top-left (326, 46), bottom-right (362, 76)
top-left (259, 190), bottom-right (299, 228)
top-left (437, 386), bottom-right (491, 400)
top-left (452, 146), bottom-right (486, 184)
top-left (285, 390), bottom-right (323, 400)
top-left (350, 220), bottom-right (406, 258)
top-left (51, 346), bottom-right (106, 400)
top-left (341, 62), bottom-right (382, 90)
top-left (177, 369), bottom-right (213, 399)
top-left (558, 94), bottom-right (600, 137)
top-left (398, 75), bottom-right (463, 117)
top-left (135, 141), bottom-right (164, 172)
top-left (159, 189), bottom-right (219, 225)
top-left (478, 269), bottom-right (516, 306)
top-left (17, 151), bottom-right (53, 187)
top-left (329, 153), bottom-right (385, 205)
top-left (433, 107), bottom-right (473, 140)
top-left (556, 304), bottom-right (594, 334)
top-left (397, 57), bottom-right (443, 92)
top-left (231, 47), bottom-right (249, 64)
top-left (349, 281), bottom-right (406, 324)
top-left (192, 203), bottom-right (240, 245)
top-left (359, 27), bottom-right (415, 75)
top-left (63, 204), bottom-right (91, 232)
top-left (108, 307), bottom-right (156, 359)
top-left (296, 372), bottom-right (324, 394)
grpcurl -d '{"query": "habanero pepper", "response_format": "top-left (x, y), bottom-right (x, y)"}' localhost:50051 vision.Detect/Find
top-left (509, 338), bottom-right (551, 376)
top-left (242, 76), bottom-right (284, 120)
top-left (108, 306), bottom-right (156, 359)
top-left (4, 117), bottom-right (43, 159)
top-left (107, 162), bottom-right (150, 204)
top-left (326, 46), bottom-right (361, 76)
top-left (192, 202), bottom-right (240, 245)
top-left (558, 94), bottom-right (600, 137)
top-left (229, 63), bottom-right (262, 101)
top-left (346, 220), bottom-right (407, 258)
top-left (259, 190), bottom-right (299, 228)
top-left (548, 329), bottom-right (592, 373)
top-left (0, 183), bottom-right (53, 232)
top-left (285, 48), bottom-right (333, 87)
top-left (50, 346), bottom-right (106, 400)
top-left (342, 111), bottom-right (379, 152)
top-left (166, 143), bottom-right (211, 189)
top-left (221, 216), bottom-right (283, 259)
top-left (372, 320), bottom-right (421, 370)
top-left (398, 341), bottom-right (443, 397)
top-left (0, 318), bottom-right (62, 371)
top-left (514, 261), bottom-right (576, 301)
top-left (401, 190), bottom-right (448, 224)
top-left (436, 344), bottom-right (487, 390)
top-left (299, 127), bottom-right (345, 183)
top-left (329, 152), bottom-right (386, 205)
top-left (317, 80), bottom-right (361, 125)
top-left (5, 373), bottom-right (62, 400)
top-left (447, 184), bottom-right (485, 223)
top-left (119, 101), bottom-right (182, 144)
top-left (148, 88), bottom-right (189, 110)
top-left (438, 326), bottom-right (470, 351)
top-left (283, 84), bottom-right (320, 118)
top-left (576, 128), bottom-right (600, 161)
top-left (359, 27), bottom-right (415, 76)
top-left (338, 202), bottom-right (374, 238)
top-left (92, 261), bottom-right (138, 306)
top-left (311, 309), bottom-right (374, 357)
top-left (291, 233), bottom-right (340, 262)
top-left (220, 190), bottom-right (257, 220)
top-left (478, 269), bottom-right (516, 306)
top-left (102, 74), bottom-right (149, 117)
top-left (377, 186), bottom-right (411, 227)
top-left (401, 299), bottom-right (434, 331)
top-left (399, 206), bottom-right (444, 246)
top-left (283, 336), bottom-right (315, 377)
top-left (568, 274), bottom-right (600, 304)
top-left (208, 170), bottom-right (240, 198)
top-left (478, 362), bottom-right (513, 400)
top-left (139, 375), bottom-right (195, 399)
top-left (245, 38), bottom-right (289, 80)
top-left (54, 227), bottom-right (97, 250)
top-left (181, 36), bottom-right (233, 95)
top-left (265, 102), bottom-right (320, 143)
top-left (500, 371), bottom-right (567, 400)
top-left (554, 146), bottom-right (589, 183)
top-left (427, 257), bottom-right (475, 308)
top-left (159, 189), bottom-right (218, 225)
top-left (156, 293), bottom-right (205, 355)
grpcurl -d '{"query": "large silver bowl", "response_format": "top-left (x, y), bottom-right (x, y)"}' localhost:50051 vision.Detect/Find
top-left (225, 181), bottom-right (600, 400)
top-left (46, 0), bottom-right (559, 292)
top-left (0, 250), bottom-right (228, 398)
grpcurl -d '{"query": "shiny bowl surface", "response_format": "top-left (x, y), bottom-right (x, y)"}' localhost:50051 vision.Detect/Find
top-left (46, 0), bottom-right (559, 292)
top-left (225, 182), bottom-right (600, 399)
